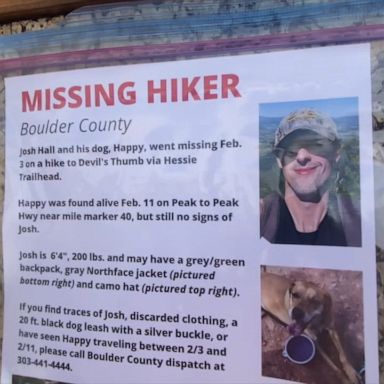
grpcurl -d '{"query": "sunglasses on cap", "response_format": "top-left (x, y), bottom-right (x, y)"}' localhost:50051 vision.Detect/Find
top-left (273, 137), bottom-right (339, 164)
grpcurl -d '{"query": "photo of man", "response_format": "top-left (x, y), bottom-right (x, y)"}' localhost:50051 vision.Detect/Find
top-left (260, 99), bottom-right (361, 246)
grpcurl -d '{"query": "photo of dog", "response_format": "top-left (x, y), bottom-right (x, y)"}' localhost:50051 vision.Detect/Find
top-left (261, 266), bottom-right (364, 384)
top-left (12, 375), bottom-right (70, 384)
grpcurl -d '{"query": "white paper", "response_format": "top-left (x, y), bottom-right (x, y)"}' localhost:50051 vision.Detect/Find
top-left (2, 44), bottom-right (378, 384)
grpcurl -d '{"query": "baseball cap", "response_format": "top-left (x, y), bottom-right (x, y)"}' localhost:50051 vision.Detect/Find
top-left (274, 109), bottom-right (339, 148)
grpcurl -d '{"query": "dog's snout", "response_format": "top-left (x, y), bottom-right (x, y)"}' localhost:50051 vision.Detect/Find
top-left (291, 307), bottom-right (305, 321)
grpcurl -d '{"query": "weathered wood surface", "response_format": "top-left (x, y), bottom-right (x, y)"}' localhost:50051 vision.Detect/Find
top-left (0, 0), bottom-right (130, 23)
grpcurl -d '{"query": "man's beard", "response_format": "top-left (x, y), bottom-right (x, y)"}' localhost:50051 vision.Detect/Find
top-left (286, 174), bottom-right (334, 203)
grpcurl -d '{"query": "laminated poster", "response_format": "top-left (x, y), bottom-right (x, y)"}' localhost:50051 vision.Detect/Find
top-left (2, 43), bottom-right (379, 384)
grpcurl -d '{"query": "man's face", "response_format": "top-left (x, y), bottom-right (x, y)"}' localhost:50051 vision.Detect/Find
top-left (275, 131), bottom-right (339, 202)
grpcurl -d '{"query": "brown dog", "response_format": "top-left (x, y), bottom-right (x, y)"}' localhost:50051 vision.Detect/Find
top-left (261, 272), bottom-right (362, 384)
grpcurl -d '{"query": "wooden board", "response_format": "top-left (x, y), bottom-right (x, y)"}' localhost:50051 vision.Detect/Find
top-left (0, 0), bottom-right (131, 23)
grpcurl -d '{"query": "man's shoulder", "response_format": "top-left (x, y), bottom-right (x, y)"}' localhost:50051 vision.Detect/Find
top-left (331, 192), bottom-right (362, 247)
top-left (260, 192), bottom-right (280, 214)
top-left (260, 193), bottom-right (282, 241)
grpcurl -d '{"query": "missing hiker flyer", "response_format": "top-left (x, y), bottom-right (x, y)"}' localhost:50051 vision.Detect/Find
top-left (2, 43), bottom-right (379, 384)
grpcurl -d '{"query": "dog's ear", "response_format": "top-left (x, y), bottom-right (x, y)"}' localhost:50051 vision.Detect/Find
top-left (289, 282), bottom-right (300, 299)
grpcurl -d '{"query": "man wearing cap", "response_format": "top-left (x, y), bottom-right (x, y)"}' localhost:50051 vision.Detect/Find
top-left (260, 109), bottom-right (361, 246)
